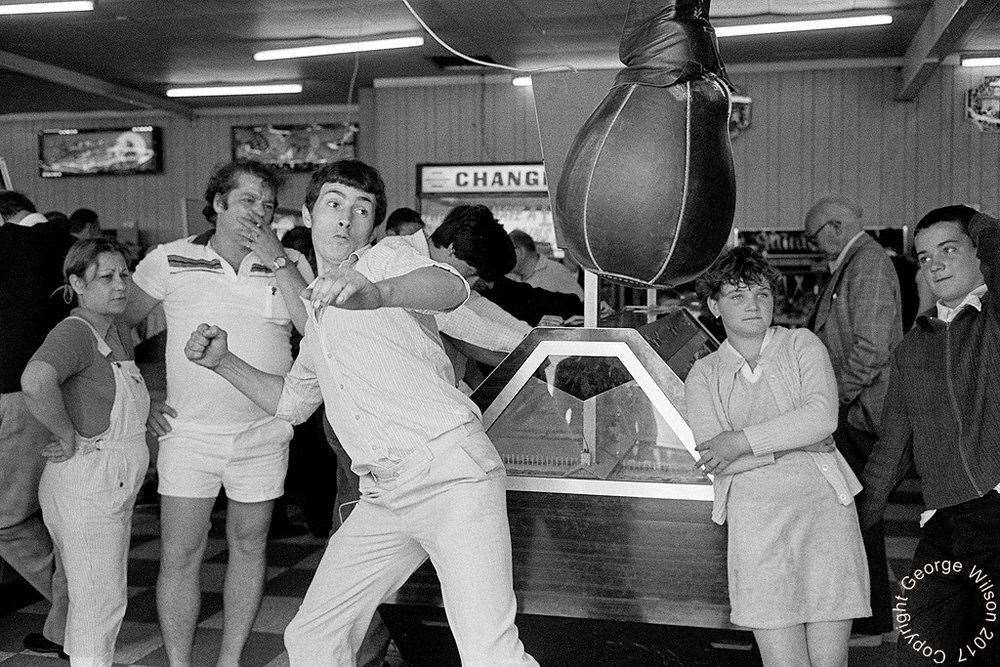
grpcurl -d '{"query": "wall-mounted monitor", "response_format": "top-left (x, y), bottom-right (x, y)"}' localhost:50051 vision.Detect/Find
top-left (39, 126), bottom-right (163, 178)
top-left (231, 122), bottom-right (358, 172)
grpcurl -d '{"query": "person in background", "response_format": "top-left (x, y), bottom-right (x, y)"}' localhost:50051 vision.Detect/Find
top-left (21, 238), bottom-right (150, 667)
top-left (507, 228), bottom-right (583, 298)
top-left (804, 196), bottom-right (901, 643)
top-left (125, 160), bottom-right (314, 665)
top-left (862, 206), bottom-right (1000, 666)
top-left (0, 190), bottom-right (69, 658)
top-left (384, 206), bottom-right (425, 237)
top-left (686, 246), bottom-right (869, 667)
top-left (68, 208), bottom-right (101, 240)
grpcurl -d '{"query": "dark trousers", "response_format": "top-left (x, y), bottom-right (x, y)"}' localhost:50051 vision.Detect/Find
top-left (834, 409), bottom-right (894, 635)
top-left (896, 491), bottom-right (1000, 666)
top-left (322, 417), bottom-right (392, 667)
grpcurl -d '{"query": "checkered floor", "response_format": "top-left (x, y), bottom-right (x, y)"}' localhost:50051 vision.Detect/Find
top-left (0, 485), bottom-right (924, 666)
top-left (0, 505), bottom-right (328, 666)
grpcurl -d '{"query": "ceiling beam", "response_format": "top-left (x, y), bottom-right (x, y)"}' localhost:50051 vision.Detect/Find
top-left (0, 50), bottom-right (193, 118)
top-left (897, 0), bottom-right (990, 100)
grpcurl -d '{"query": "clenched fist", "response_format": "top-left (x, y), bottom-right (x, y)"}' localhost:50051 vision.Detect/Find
top-left (185, 324), bottom-right (230, 369)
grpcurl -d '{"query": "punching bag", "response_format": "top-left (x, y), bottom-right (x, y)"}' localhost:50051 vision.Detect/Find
top-left (554, 0), bottom-right (736, 288)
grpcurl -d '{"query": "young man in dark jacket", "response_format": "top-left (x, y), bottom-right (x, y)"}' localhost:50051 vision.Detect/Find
top-left (861, 205), bottom-right (1000, 666)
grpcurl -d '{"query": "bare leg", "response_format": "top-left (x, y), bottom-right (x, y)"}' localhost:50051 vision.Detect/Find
top-left (216, 499), bottom-right (272, 667)
top-left (754, 624), bottom-right (810, 667)
top-left (805, 620), bottom-right (851, 667)
top-left (156, 495), bottom-right (214, 667)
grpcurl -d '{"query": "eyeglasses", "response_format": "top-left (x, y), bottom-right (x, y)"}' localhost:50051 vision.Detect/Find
top-left (806, 219), bottom-right (841, 242)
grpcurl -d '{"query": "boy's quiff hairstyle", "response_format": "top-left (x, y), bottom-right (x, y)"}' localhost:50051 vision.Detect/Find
top-left (304, 160), bottom-right (387, 227)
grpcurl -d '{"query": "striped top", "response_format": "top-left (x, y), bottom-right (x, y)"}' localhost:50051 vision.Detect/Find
top-left (276, 235), bottom-right (478, 469)
top-left (133, 234), bottom-right (313, 427)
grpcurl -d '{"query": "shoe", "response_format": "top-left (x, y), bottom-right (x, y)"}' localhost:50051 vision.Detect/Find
top-left (23, 632), bottom-right (69, 659)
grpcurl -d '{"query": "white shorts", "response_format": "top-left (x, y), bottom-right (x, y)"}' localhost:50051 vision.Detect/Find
top-left (156, 418), bottom-right (292, 503)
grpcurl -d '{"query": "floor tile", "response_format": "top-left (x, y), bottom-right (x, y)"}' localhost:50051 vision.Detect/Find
top-left (138, 628), bottom-right (284, 667)
top-left (263, 569), bottom-right (314, 598)
top-left (0, 613), bottom-right (46, 652)
top-left (199, 596), bottom-right (300, 634)
top-left (124, 589), bottom-right (222, 624)
top-left (111, 621), bottom-right (162, 664)
top-left (127, 559), bottom-right (160, 588)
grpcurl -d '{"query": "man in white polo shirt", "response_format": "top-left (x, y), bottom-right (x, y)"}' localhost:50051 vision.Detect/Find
top-left (184, 160), bottom-right (535, 666)
top-left (127, 160), bottom-right (314, 665)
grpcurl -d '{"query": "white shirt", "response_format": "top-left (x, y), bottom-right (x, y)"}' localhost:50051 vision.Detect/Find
top-left (510, 255), bottom-right (583, 298)
top-left (13, 212), bottom-right (47, 227)
top-left (920, 283), bottom-right (990, 527)
top-left (720, 327), bottom-right (775, 384)
top-left (393, 231), bottom-right (530, 353)
top-left (276, 235), bottom-right (481, 468)
top-left (132, 233), bottom-right (314, 427)
top-left (828, 231), bottom-right (867, 273)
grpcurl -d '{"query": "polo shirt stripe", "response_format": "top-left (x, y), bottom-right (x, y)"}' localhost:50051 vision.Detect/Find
top-left (167, 255), bottom-right (223, 270)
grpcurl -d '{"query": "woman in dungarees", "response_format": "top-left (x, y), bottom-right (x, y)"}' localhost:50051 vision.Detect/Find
top-left (22, 237), bottom-right (150, 667)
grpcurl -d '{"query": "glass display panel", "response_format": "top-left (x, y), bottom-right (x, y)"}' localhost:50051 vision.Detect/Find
top-left (487, 354), bottom-right (709, 486)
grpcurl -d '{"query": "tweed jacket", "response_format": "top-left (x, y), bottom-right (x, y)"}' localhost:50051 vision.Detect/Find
top-left (810, 233), bottom-right (903, 433)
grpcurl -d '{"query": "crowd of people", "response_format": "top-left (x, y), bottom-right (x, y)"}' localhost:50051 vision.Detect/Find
top-left (0, 161), bottom-right (996, 667)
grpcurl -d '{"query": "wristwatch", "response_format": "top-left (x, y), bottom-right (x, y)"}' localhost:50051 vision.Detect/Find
top-left (272, 255), bottom-right (290, 271)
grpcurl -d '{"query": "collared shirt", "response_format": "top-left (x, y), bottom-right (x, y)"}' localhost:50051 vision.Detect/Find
top-left (828, 231), bottom-right (867, 273)
top-left (276, 235), bottom-right (479, 469)
top-left (511, 255), bottom-right (583, 298)
top-left (13, 212), bottom-right (48, 227)
top-left (936, 283), bottom-right (988, 323)
top-left (720, 327), bottom-right (775, 384)
top-left (920, 282), bottom-right (992, 527)
top-left (132, 234), bottom-right (314, 427)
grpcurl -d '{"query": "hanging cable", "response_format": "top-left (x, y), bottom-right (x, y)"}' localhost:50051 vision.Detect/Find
top-left (346, 49), bottom-right (360, 104)
top-left (399, 0), bottom-right (577, 74)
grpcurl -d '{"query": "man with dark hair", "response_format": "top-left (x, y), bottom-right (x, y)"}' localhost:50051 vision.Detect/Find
top-left (805, 196), bottom-right (901, 642)
top-left (125, 161), bottom-right (313, 665)
top-left (434, 205), bottom-right (583, 326)
top-left (0, 190), bottom-right (69, 658)
top-left (184, 159), bottom-right (536, 665)
top-left (862, 205), bottom-right (1000, 665)
top-left (508, 228), bottom-right (583, 297)
top-left (67, 207), bottom-right (100, 239)
top-left (384, 206), bottom-right (424, 237)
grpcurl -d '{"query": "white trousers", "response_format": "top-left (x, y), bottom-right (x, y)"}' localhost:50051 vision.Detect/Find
top-left (39, 442), bottom-right (148, 667)
top-left (284, 425), bottom-right (536, 667)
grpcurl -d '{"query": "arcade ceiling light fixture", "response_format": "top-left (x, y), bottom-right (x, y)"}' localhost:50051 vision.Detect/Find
top-left (166, 84), bottom-right (303, 98)
top-left (716, 14), bottom-right (892, 37)
top-left (962, 56), bottom-right (1000, 68)
top-left (0, 1), bottom-right (93, 14)
top-left (254, 35), bottom-right (424, 61)
top-left (512, 76), bottom-right (532, 87)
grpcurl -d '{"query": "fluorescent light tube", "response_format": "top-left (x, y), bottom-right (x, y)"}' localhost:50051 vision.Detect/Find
top-left (511, 76), bottom-right (532, 87)
top-left (716, 14), bottom-right (892, 37)
top-left (0, 1), bottom-right (93, 14)
top-left (962, 57), bottom-right (1000, 68)
top-left (255, 36), bottom-right (424, 61)
top-left (166, 84), bottom-right (303, 98)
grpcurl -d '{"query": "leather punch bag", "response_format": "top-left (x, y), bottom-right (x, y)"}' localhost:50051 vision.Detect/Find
top-left (554, 0), bottom-right (736, 288)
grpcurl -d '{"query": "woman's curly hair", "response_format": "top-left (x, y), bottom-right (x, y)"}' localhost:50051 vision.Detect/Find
top-left (695, 246), bottom-right (784, 302)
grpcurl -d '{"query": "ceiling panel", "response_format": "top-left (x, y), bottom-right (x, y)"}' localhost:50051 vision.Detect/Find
top-left (1, 0), bottom-right (991, 114)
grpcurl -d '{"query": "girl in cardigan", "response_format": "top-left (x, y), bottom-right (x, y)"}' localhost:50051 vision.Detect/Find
top-left (685, 247), bottom-right (869, 667)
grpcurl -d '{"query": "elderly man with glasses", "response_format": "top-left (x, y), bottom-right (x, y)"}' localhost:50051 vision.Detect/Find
top-left (805, 196), bottom-right (903, 645)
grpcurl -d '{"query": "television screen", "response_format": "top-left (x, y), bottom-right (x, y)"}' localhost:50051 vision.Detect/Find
top-left (39, 126), bottom-right (163, 178)
top-left (232, 122), bottom-right (358, 172)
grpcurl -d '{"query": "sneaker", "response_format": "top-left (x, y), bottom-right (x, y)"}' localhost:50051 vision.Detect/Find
top-left (23, 632), bottom-right (69, 659)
